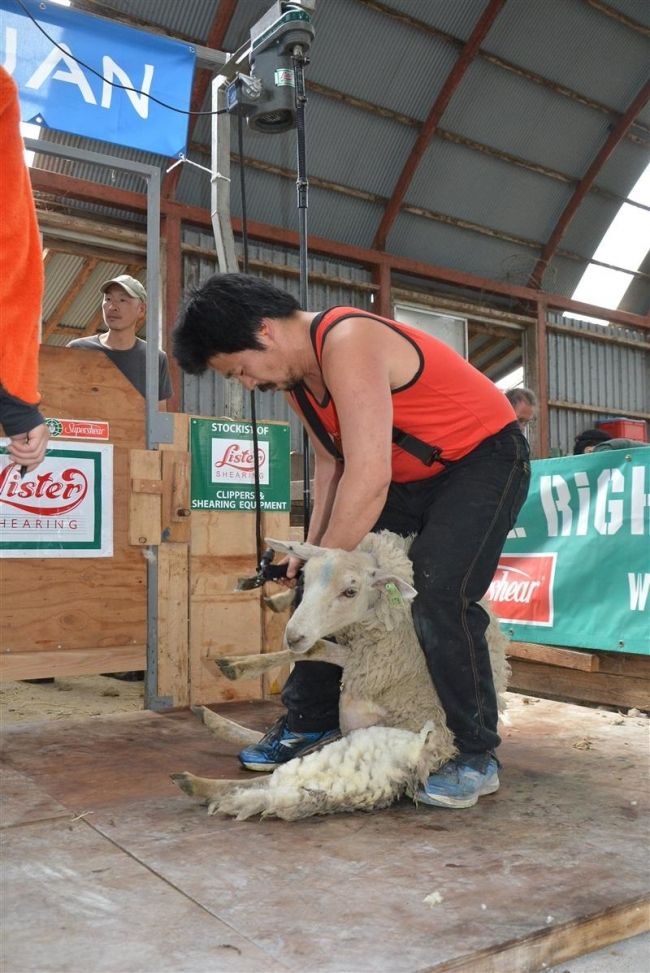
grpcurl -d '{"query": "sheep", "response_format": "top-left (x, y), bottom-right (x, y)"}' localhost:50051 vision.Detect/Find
top-left (171, 530), bottom-right (510, 821)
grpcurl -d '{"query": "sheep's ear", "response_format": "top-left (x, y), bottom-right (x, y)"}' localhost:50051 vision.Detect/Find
top-left (371, 572), bottom-right (418, 603)
top-left (264, 538), bottom-right (326, 561)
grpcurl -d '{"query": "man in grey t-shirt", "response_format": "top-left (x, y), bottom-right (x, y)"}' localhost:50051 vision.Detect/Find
top-left (68, 274), bottom-right (171, 681)
top-left (68, 275), bottom-right (172, 401)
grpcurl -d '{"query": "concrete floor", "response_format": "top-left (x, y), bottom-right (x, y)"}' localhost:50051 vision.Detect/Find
top-left (1, 693), bottom-right (649, 973)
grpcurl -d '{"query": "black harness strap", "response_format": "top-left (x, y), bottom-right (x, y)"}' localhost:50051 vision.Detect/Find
top-left (390, 428), bottom-right (452, 468)
top-left (292, 383), bottom-right (452, 469)
top-left (292, 384), bottom-right (343, 461)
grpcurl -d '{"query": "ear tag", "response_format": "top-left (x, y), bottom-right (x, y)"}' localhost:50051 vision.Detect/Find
top-left (384, 582), bottom-right (403, 606)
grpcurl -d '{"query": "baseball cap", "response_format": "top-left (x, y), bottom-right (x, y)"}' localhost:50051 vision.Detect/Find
top-left (100, 275), bottom-right (147, 302)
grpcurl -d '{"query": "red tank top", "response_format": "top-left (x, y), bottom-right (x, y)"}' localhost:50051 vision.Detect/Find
top-left (290, 307), bottom-right (516, 483)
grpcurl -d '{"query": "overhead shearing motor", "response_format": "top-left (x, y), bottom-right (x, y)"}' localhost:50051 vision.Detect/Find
top-left (226, 1), bottom-right (315, 133)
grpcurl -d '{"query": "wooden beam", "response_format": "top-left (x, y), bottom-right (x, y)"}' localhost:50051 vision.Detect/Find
top-left (373, 0), bottom-right (507, 250)
top-left (509, 658), bottom-right (650, 710)
top-left (30, 169), bottom-right (650, 330)
top-left (548, 399), bottom-right (650, 421)
top-left (507, 641), bottom-right (600, 671)
top-left (528, 77), bottom-right (650, 288)
top-left (547, 320), bottom-right (650, 351)
top-left (43, 258), bottom-right (98, 339)
top-left (433, 895), bottom-right (650, 973)
top-left (584, 0), bottom-right (650, 37)
top-left (41, 236), bottom-right (146, 267)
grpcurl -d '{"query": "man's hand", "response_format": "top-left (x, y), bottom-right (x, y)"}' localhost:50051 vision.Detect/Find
top-left (274, 554), bottom-right (304, 588)
top-left (8, 422), bottom-right (49, 472)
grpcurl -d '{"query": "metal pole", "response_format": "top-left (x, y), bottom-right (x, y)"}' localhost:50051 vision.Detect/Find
top-left (25, 138), bottom-right (172, 710)
top-left (292, 47), bottom-right (312, 537)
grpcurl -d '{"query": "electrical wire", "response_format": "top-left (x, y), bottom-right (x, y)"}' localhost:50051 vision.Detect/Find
top-left (12, 0), bottom-right (229, 116)
top-left (238, 112), bottom-right (264, 567)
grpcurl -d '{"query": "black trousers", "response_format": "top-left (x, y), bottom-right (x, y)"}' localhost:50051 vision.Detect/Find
top-left (282, 422), bottom-right (531, 754)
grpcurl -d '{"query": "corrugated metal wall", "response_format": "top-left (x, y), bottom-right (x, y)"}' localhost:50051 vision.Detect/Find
top-left (180, 230), bottom-right (374, 450)
top-left (179, 232), bottom-right (649, 458)
top-left (546, 311), bottom-right (649, 456)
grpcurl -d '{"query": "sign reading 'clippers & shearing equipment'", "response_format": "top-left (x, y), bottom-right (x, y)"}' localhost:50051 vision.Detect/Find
top-left (0, 442), bottom-right (113, 557)
top-left (486, 448), bottom-right (650, 655)
top-left (190, 418), bottom-right (290, 512)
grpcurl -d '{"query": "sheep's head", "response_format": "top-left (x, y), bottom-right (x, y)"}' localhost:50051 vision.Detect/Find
top-left (265, 537), bottom-right (417, 654)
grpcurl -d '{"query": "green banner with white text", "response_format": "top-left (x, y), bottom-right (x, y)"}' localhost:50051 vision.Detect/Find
top-left (190, 417), bottom-right (290, 512)
top-left (485, 447), bottom-right (649, 655)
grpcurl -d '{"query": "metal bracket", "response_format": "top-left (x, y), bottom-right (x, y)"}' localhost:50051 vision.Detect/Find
top-left (147, 694), bottom-right (175, 712)
top-left (150, 411), bottom-right (175, 445)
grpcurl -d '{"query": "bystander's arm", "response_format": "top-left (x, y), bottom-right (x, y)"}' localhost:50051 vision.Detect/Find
top-left (0, 385), bottom-right (48, 471)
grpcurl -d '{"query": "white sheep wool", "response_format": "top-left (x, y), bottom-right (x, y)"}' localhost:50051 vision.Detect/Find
top-left (209, 723), bottom-right (442, 821)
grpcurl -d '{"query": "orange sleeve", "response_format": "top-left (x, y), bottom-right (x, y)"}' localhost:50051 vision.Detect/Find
top-left (0, 67), bottom-right (44, 405)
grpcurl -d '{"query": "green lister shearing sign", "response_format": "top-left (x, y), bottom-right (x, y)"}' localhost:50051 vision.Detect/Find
top-left (190, 418), bottom-right (290, 512)
top-left (486, 447), bottom-right (649, 655)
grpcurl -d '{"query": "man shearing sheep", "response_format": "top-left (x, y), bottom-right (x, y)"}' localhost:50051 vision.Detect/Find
top-left (172, 274), bottom-right (530, 809)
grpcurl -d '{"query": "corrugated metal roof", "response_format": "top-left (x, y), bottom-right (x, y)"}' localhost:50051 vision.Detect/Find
top-left (306, 4), bottom-right (459, 121)
top-left (97, 0), bottom-right (219, 45)
top-left (486, 0), bottom-right (650, 116)
top-left (440, 59), bottom-right (614, 177)
top-left (388, 210), bottom-right (541, 283)
top-left (408, 138), bottom-right (571, 241)
top-left (377, 0), bottom-right (492, 39)
top-left (26, 0), bottom-right (650, 325)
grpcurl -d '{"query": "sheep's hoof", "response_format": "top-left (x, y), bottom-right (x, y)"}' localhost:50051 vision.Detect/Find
top-left (170, 771), bottom-right (203, 800)
top-left (214, 658), bottom-right (241, 680)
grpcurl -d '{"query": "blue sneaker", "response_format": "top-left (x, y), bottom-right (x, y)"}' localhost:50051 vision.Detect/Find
top-left (414, 755), bottom-right (500, 809)
top-left (238, 716), bottom-right (341, 772)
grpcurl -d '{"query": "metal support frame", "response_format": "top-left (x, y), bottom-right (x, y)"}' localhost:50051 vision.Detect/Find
top-left (210, 75), bottom-right (245, 420)
top-left (26, 137), bottom-right (172, 710)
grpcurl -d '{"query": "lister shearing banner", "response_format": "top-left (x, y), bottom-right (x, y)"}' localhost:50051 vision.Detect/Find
top-left (190, 418), bottom-right (291, 513)
top-left (486, 447), bottom-right (650, 656)
top-left (0, 0), bottom-right (195, 156)
top-left (0, 442), bottom-right (113, 557)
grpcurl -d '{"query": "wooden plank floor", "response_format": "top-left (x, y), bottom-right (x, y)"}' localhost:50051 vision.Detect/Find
top-left (1, 695), bottom-right (649, 973)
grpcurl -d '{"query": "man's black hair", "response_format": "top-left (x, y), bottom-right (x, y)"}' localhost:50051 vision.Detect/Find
top-left (172, 273), bottom-right (301, 374)
top-left (573, 428), bottom-right (610, 455)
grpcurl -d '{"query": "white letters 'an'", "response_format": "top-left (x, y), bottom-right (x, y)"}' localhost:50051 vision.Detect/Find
top-left (101, 57), bottom-right (154, 119)
top-left (26, 44), bottom-right (96, 104)
top-left (22, 44), bottom-right (155, 120)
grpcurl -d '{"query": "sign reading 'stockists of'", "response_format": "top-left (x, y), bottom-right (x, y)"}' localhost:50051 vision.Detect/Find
top-left (190, 418), bottom-right (290, 513)
top-left (0, 0), bottom-right (196, 156)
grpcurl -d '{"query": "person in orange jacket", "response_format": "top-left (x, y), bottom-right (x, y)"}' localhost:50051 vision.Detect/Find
top-left (0, 66), bottom-right (48, 472)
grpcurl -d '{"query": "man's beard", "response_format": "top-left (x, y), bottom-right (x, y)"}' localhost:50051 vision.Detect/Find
top-left (257, 372), bottom-right (301, 393)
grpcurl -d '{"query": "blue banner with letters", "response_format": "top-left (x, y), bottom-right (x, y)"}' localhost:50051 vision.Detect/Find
top-left (0, 0), bottom-right (195, 156)
top-left (486, 447), bottom-right (650, 655)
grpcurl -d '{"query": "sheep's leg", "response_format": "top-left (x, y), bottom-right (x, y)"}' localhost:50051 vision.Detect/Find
top-left (170, 771), bottom-right (263, 804)
top-left (191, 705), bottom-right (263, 746)
top-left (214, 649), bottom-right (294, 681)
top-left (214, 638), bottom-right (343, 682)
top-left (263, 590), bottom-right (295, 613)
